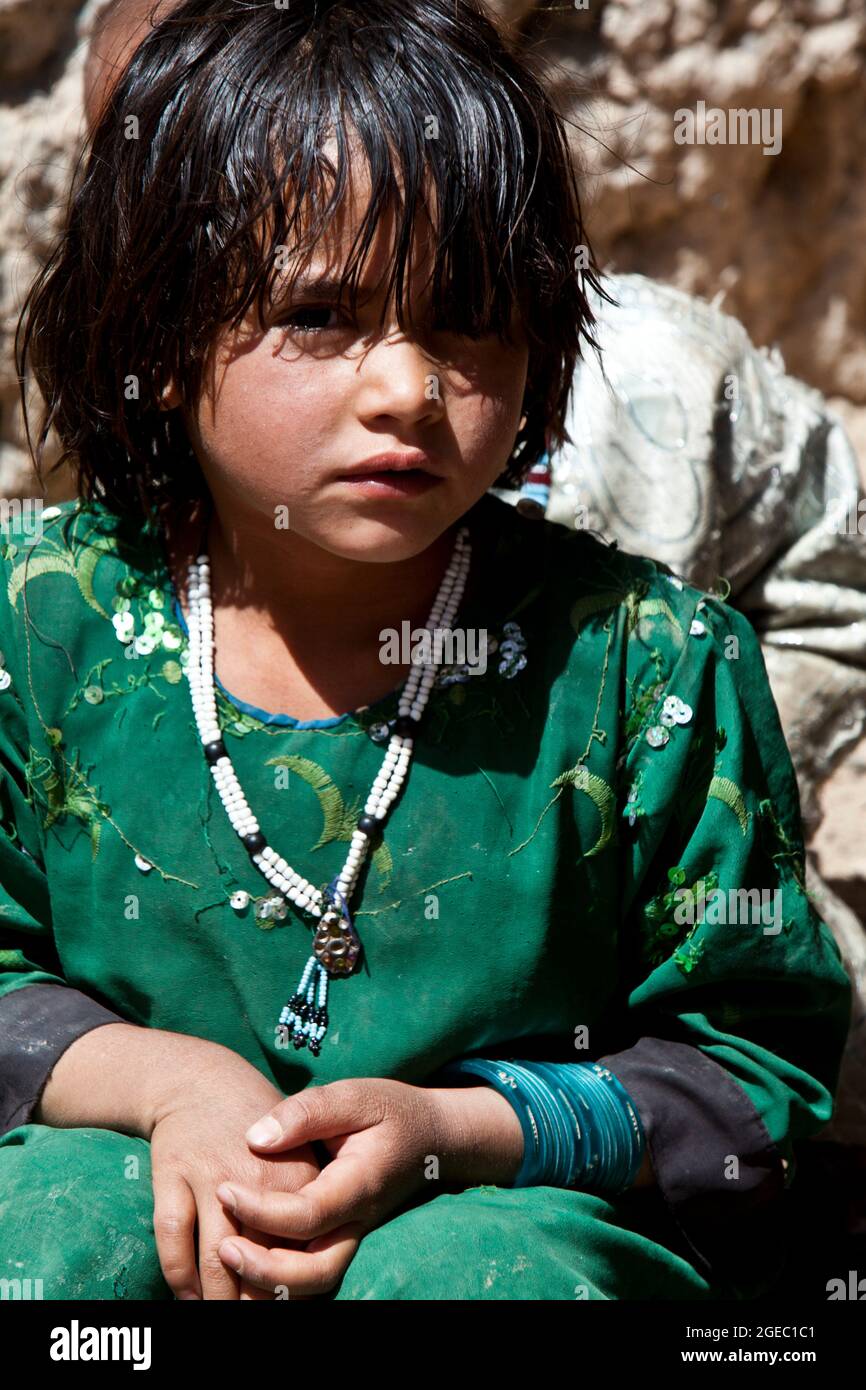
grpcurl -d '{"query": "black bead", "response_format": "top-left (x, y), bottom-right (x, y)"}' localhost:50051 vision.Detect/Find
top-left (203, 738), bottom-right (227, 764)
top-left (357, 813), bottom-right (379, 836)
top-left (392, 715), bottom-right (420, 738)
top-left (242, 830), bottom-right (267, 855)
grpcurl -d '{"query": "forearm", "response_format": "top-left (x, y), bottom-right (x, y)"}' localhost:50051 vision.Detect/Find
top-left (33, 1022), bottom-right (246, 1140)
top-left (427, 1084), bottom-right (525, 1187)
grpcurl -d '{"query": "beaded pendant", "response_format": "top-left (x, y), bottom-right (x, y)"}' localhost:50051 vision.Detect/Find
top-left (184, 528), bottom-right (473, 1054)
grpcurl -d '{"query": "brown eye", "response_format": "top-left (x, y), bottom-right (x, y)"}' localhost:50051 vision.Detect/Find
top-left (278, 305), bottom-right (343, 334)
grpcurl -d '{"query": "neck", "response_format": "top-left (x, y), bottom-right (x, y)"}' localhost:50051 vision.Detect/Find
top-left (167, 499), bottom-right (476, 652)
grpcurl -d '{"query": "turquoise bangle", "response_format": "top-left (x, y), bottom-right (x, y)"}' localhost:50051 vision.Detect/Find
top-left (435, 1057), bottom-right (646, 1193)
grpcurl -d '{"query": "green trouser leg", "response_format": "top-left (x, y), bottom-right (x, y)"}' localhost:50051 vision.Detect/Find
top-left (0, 1125), bottom-right (172, 1301)
top-left (0, 1126), bottom-right (723, 1302)
top-left (327, 1184), bottom-right (720, 1301)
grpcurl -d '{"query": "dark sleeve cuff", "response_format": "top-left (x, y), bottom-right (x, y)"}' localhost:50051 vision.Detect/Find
top-left (0, 983), bottom-right (127, 1137)
top-left (596, 1036), bottom-right (790, 1291)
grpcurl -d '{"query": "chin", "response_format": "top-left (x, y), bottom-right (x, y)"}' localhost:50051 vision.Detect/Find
top-left (313, 508), bottom-right (456, 563)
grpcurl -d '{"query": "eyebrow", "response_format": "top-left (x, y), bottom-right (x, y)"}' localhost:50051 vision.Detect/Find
top-left (277, 275), bottom-right (376, 303)
top-left (268, 270), bottom-right (438, 319)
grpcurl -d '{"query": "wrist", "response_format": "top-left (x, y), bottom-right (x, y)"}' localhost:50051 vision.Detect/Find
top-left (426, 1084), bottom-right (525, 1188)
top-left (145, 1032), bottom-right (270, 1135)
top-left (431, 1058), bottom-right (646, 1193)
top-left (35, 1023), bottom-right (256, 1140)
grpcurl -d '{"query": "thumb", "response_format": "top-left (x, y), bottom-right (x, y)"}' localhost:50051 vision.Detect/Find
top-left (245, 1080), bottom-right (372, 1151)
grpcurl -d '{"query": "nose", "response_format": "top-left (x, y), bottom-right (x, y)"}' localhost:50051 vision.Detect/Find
top-left (353, 329), bottom-right (446, 431)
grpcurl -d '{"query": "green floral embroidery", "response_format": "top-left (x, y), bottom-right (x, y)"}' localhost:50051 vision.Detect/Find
top-left (632, 595), bottom-right (682, 636)
top-left (551, 764), bottom-right (616, 858)
top-left (24, 745), bottom-right (111, 860)
top-left (622, 769), bottom-right (645, 825)
top-left (512, 608), bottom-right (616, 858)
top-left (709, 575), bottom-right (732, 602)
top-left (22, 732), bottom-right (197, 885)
top-left (757, 798), bottom-right (807, 893)
top-left (510, 758), bottom-right (616, 860)
top-left (707, 775), bottom-right (751, 835)
top-left (74, 534), bottom-right (117, 619)
top-left (61, 657), bottom-right (174, 723)
top-left (641, 866), bottom-right (720, 971)
top-left (672, 938), bottom-right (706, 974)
top-left (569, 581), bottom-right (682, 644)
top-left (622, 648), bottom-right (667, 750)
top-left (217, 685), bottom-right (271, 737)
top-left (353, 870), bottom-right (474, 922)
top-left (6, 509), bottom-right (119, 620)
top-left (265, 754), bottom-right (394, 884)
top-left (569, 590), bottom-right (626, 638)
top-left (7, 552), bottom-right (76, 611)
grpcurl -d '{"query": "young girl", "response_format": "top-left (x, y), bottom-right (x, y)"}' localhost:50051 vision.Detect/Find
top-left (0, 0), bottom-right (851, 1301)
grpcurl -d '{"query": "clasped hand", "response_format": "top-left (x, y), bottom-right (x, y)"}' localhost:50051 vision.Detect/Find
top-left (213, 1078), bottom-right (452, 1298)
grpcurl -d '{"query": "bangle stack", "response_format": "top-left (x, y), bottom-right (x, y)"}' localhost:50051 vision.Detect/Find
top-left (436, 1057), bottom-right (646, 1194)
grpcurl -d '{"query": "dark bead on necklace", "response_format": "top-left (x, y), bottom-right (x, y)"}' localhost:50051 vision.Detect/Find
top-left (242, 830), bottom-right (267, 855)
top-left (391, 715), bottom-right (420, 738)
top-left (357, 813), bottom-right (380, 837)
top-left (203, 738), bottom-right (227, 764)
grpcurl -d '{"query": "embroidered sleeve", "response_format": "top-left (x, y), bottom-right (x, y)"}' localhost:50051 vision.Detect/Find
top-left (0, 529), bottom-right (126, 1137)
top-left (597, 586), bottom-right (852, 1294)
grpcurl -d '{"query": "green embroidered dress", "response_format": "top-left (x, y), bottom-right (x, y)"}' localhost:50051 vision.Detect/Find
top-left (0, 492), bottom-right (851, 1300)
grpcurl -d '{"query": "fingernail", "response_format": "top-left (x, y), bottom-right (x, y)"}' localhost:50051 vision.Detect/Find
top-left (216, 1183), bottom-right (237, 1212)
top-left (246, 1116), bottom-right (282, 1146)
top-left (220, 1240), bottom-right (243, 1272)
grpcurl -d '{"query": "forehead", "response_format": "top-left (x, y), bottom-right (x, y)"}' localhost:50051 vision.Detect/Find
top-left (85, 0), bottom-right (179, 130)
top-left (277, 128), bottom-right (439, 291)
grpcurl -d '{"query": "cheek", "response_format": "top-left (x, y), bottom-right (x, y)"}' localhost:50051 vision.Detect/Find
top-left (199, 341), bottom-right (344, 456)
top-left (451, 343), bottom-right (529, 438)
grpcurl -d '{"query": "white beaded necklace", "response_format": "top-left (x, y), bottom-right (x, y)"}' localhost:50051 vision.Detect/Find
top-left (184, 524), bottom-right (472, 1055)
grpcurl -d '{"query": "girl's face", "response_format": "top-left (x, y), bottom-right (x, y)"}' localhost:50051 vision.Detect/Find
top-left (175, 146), bottom-right (530, 565)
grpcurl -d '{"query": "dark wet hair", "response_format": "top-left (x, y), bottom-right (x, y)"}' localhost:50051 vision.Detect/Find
top-left (16, 0), bottom-right (607, 527)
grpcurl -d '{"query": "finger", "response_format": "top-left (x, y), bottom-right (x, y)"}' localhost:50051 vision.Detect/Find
top-left (197, 1202), bottom-right (244, 1300)
top-left (239, 1224), bottom-right (279, 1301)
top-left (218, 1223), bottom-right (363, 1297)
top-left (238, 1226), bottom-right (309, 1300)
top-left (245, 1080), bottom-right (381, 1153)
top-left (151, 1172), bottom-right (201, 1300)
top-left (217, 1152), bottom-right (373, 1240)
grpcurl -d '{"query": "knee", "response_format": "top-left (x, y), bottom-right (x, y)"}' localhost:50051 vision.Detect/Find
top-left (0, 1124), bottom-right (169, 1301)
top-left (332, 1185), bottom-right (608, 1301)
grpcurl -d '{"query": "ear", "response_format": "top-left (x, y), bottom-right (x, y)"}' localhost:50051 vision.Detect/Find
top-left (157, 377), bottom-right (182, 411)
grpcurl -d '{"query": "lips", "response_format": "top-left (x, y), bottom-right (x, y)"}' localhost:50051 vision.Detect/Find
top-left (336, 451), bottom-right (441, 479)
top-left (334, 467), bottom-right (442, 497)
